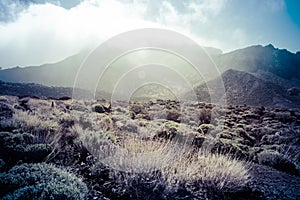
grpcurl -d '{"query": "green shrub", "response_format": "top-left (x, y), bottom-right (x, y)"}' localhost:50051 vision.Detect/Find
top-left (0, 132), bottom-right (52, 164)
top-left (0, 163), bottom-right (88, 200)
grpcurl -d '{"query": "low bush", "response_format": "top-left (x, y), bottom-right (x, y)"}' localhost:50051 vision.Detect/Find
top-left (199, 108), bottom-right (211, 124)
top-left (0, 102), bottom-right (14, 121)
top-left (0, 132), bottom-right (52, 165)
top-left (258, 150), bottom-right (299, 175)
top-left (0, 163), bottom-right (88, 200)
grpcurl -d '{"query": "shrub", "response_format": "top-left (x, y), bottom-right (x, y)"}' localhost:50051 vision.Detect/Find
top-left (0, 132), bottom-right (52, 165)
top-left (257, 150), bottom-right (299, 175)
top-left (0, 102), bottom-right (14, 120)
top-left (199, 108), bottom-right (211, 124)
top-left (90, 162), bottom-right (110, 181)
top-left (0, 163), bottom-right (88, 200)
top-left (166, 109), bottom-right (181, 123)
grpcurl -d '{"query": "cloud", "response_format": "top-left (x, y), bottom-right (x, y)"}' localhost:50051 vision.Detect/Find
top-left (0, 0), bottom-right (159, 68)
top-left (156, 0), bottom-right (227, 28)
top-left (0, 0), bottom-right (295, 68)
top-left (1, 0), bottom-right (230, 68)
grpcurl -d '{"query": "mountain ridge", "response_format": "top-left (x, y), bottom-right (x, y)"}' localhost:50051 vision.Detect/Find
top-left (0, 44), bottom-right (300, 107)
top-left (215, 44), bottom-right (300, 80)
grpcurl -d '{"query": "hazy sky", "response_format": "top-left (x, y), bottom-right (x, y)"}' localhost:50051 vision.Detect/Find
top-left (0, 0), bottom-right (299, 68)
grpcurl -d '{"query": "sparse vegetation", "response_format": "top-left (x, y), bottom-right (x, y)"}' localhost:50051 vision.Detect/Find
top-left (0, 96), bottom-right (300, 199)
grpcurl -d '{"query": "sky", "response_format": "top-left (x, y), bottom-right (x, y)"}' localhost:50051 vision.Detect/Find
top-left (0, 0), bottom-right (299, 68)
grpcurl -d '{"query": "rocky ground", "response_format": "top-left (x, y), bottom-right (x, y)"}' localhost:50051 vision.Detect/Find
top-left (0, 95), bottom-right (299, 199)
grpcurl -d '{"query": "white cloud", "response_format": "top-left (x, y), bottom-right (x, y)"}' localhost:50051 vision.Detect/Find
top-left (156, 0), bottom-right (227, 28)
top-left (1, 0), bottom-right (283, 68)
top-left (0, 0), bottom-right (159, 68)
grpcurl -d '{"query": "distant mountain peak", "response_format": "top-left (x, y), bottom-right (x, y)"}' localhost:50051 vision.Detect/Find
top-left (264, 44), bottom-right (275, 49)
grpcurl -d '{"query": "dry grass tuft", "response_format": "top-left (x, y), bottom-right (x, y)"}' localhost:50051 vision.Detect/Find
top-left (82, 130), bottom-right (250, 195)
top-left (166, 150), bottom-right (250, 193)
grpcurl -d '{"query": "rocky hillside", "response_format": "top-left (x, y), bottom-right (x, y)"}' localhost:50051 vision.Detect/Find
top-left (190, 69), bottom-right (300, 108)
top-left (215, 44), bottom-right (300, 80)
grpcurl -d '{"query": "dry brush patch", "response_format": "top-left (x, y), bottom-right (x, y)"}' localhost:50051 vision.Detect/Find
top-left (83, 130), bottom-right (250, 199)
top-left (166, 150), bottom-right (250, 193)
